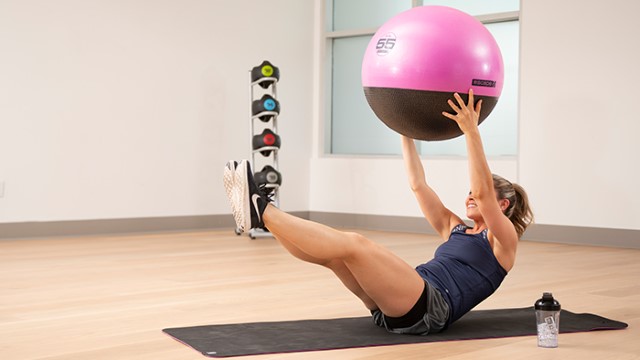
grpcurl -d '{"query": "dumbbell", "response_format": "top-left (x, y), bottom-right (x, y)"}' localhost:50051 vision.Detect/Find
top-left (252, 94), bottom-right (280, 122)
top-left (252, 128), bottom-right (281, 157)
top-left (254, 165), bottom-right (282, 190)
top-left (251, 60), bottom-right (280, 89)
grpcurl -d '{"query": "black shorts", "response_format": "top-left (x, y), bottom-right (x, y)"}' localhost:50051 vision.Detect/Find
top-left (371, 280), bottom-right (450, 335)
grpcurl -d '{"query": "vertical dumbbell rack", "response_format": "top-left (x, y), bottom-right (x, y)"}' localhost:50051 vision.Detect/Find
top-left (244, 61), bottom-right (282, 239)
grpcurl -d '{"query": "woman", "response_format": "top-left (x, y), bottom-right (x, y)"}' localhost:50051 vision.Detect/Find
top-left (223, 89), bottom-right (533, 335)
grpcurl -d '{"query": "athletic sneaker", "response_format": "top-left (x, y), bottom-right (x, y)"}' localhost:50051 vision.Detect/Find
top-left (223, 160), bottom-right (271, 232)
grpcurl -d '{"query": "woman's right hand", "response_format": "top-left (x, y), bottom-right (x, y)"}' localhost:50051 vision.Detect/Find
top-left (442, 89), bottom-right (482, 135)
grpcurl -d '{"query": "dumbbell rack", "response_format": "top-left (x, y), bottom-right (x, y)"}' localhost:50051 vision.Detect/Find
top-left (243, 61), bottom-right (281, 239)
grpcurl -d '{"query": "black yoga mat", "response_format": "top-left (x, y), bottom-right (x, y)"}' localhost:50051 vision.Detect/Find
top-left (163, 306), bottom-right (627, 358)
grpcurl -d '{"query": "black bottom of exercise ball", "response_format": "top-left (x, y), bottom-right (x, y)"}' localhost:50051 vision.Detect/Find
top-left (363, 87), bottom-right (498, 141)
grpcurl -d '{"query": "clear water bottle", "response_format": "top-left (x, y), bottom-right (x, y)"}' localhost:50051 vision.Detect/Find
top-left (534, 292), bottom-right (561, 348)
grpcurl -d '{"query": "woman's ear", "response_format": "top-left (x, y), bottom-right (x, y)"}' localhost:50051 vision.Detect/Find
top-left (499, 198), bottom-right (510, 212)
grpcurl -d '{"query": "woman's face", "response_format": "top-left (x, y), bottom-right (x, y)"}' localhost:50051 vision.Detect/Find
top-left (465, 191), bottom-right (510, 220)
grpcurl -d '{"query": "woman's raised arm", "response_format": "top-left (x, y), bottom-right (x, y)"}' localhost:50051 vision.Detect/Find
top-left (401, 136), bottom-right (462, 240)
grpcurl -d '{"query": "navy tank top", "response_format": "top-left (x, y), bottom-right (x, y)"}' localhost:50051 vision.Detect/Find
top-left (415, 224), bottom-right (507, 326)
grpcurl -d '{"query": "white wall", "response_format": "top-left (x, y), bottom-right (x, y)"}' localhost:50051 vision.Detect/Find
top-left (519, 0), bottom-right (640, 230)
top-left (310, 0), bottom-right (640, 231)
top-left (0, 0), bottom-right (314, 223)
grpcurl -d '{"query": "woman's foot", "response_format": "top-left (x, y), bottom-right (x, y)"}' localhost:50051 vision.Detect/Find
top-left (223, 160), bottom-right (270, 232)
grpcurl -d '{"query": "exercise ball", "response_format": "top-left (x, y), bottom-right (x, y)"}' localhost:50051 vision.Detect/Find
top-left (362, 6), bottom-right (504, 141)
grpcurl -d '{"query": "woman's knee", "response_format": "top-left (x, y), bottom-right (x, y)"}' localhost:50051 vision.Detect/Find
top-left (343, 232), bottom-right (378, 256)
top-left (344, 231), bottom-right (368, 244)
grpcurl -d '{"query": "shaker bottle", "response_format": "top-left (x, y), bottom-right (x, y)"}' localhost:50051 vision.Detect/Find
top-left (534, 292), bottom-right (561, 348)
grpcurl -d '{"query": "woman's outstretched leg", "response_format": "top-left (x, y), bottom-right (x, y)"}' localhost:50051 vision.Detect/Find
top-left (225, 160), bottom-right (376, 309)
top-left (224, 159), bottom-right (425, 317)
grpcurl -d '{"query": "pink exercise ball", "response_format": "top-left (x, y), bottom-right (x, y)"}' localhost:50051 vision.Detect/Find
top-left (362, 6), bottom-right (504, 141)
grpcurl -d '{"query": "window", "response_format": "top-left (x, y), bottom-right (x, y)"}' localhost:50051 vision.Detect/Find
top-left (331, 0), bottom-right (413, 31)
top-left (325, 1), bottom-right (520, 156)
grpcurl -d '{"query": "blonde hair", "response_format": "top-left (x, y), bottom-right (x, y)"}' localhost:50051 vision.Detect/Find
top-left (492, 174), bottom-right (533, 238)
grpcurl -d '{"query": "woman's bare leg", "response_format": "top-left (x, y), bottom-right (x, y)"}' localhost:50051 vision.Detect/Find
top-left (263, 204), bottom-right (425, 317)
top-left (223, 159), bottom-right (422, 317)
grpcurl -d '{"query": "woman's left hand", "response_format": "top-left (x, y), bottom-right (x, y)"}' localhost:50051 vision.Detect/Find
top-left (442, 88), bottom-right (482, 134)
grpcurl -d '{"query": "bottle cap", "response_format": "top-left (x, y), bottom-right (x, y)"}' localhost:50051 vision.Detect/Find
top-left (534, 292), bottom-right (561, 311)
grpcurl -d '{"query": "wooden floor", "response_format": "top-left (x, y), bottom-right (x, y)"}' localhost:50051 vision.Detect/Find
top-left (1, 228), bottom-right (639, 359)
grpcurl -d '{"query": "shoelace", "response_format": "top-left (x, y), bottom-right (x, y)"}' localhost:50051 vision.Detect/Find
top-left (257, 183), bottom-right (276, 203)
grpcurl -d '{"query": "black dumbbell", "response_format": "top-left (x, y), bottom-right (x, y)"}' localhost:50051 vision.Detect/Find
top-left (251, 60), bottom-right (280, 89)
top-left (254, 165), bottom-right (282, 189)
top-left (252, 128), bottom-right (281, 156)
top-left (252, 94), bottom-right (280, 122)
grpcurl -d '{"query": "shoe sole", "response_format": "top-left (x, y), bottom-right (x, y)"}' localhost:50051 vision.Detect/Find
top-left (237, 160), bottom-right (252, 231)
top-left (223, 161), bottom-right (236, 205)
top-left (224, 161), bottom-right (246, 232)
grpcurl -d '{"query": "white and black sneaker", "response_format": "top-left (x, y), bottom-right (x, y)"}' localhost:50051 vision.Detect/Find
top-left (223, 159), bottom-right (270, 233)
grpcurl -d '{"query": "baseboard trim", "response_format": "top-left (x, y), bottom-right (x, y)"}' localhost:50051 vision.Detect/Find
top-left (308, 212), bottom-right (437, 235)
top-left (522, 223), bottom-right (640, 249)
top-left (0, 215), bottom-right (231, 240)
top-left (1, 212), bottom-right (638, 249)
